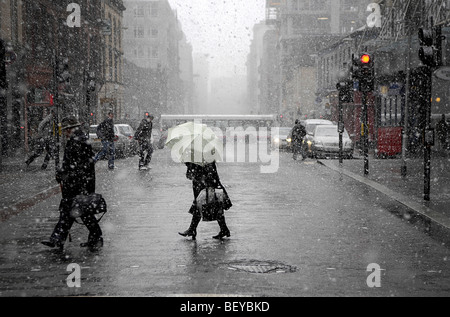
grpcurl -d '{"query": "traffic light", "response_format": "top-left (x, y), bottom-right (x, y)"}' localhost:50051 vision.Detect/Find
top-left (359, 53), bottom-right (375, 92)
top-left (418, 25), bottom-right (443, 67)
top-left (351, 54), bottom-right (361, 82)
top-left (336, 81), bottom-right (353, 103)
top-left (87, 71), bottom-right (96, 92)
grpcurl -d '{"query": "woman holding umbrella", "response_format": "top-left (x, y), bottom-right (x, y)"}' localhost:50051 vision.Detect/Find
top-left (179, 161), bottom-right (231, 240)
top-left (165, 121), bottom-right (232, 240)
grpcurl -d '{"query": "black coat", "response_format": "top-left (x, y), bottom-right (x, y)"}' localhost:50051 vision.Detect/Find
top-left (97, 118), bottom-right (115, 141)
top-left (57, 129), bottom-right (95, 199)
top-left (186, 162), bottom-right (221, 199)
top-left (135, 119), bottom-right (153, 141)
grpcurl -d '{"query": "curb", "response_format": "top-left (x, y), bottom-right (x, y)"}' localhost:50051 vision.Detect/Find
top-left (317, 159), bottom-right (450, 245)
top-left (0, 185), bottom-right (61, 222)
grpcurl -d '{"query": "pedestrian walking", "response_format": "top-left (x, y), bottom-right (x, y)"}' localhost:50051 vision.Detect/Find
top-left (436, 114), bottom-right (449, 152)
top-left (25, 109), bottom-right (57, 169)
top-left (41, 116), bottom-right (103, 251)
top-left (179, 161), bottom-right (232, 240)
top-left (94, 111), bottom-right (115, 170)
top-left (135, 114), bottom-right (154, 170)
top-left (290, 119), bottom-right (307, 160)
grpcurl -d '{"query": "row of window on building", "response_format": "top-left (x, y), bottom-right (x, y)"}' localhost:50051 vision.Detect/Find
top-left (133, 3), bottom-right (159, 18)
top-left (133, 26), bottom-right (159, 39)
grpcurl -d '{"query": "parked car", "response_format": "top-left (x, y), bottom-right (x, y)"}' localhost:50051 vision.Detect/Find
top-left (88, 124), bottom-right (135, 158)
top-left (309, 124), bottom-right (353, 159)
top-left (116, 124), bottom-right (138, 156)
top-left (302, 119), bottom-right (334, 157)
top-left (272, 127), bottom-right (294, 150)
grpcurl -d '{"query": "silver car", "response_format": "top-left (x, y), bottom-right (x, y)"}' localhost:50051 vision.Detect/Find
top-left (303, 119), bottom-right (334, 157)
top-left (310, 125), bottom-right (353, 159)
top-left (88, 124), bottom-right (135, 158)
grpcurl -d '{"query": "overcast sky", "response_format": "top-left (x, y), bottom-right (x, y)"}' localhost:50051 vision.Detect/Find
top-left (167, 0), bottom-right (266, 78)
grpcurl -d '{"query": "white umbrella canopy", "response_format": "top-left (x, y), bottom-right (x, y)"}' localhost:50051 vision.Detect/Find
top-left (165, 121), bottom-right (223, 165)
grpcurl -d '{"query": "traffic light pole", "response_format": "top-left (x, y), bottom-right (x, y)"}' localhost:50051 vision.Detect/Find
top-left (423, 66), bottom-right (432, 201)
top-left (362, 92), bottom-right (369, 175)
top-left (339, 98), bottom-right (343, 165)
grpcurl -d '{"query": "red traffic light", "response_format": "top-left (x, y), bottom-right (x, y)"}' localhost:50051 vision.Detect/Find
top-left (361, 54), bottom-right (371, 64)
top-left (90, 112), bottom-right (94, 116)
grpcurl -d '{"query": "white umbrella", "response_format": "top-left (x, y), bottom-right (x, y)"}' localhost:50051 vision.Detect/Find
top-left (165, 121), bottom-right (223, 165)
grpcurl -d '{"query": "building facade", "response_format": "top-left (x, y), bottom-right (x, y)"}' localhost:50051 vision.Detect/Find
top-left (123, 0), bottom-right (191, 117)
top-left (0, 0), bottom-right (109, 155)
top-left (257, 0), bottom-right (372, 124)
top-left (97, 0), bottom-right (126, 124)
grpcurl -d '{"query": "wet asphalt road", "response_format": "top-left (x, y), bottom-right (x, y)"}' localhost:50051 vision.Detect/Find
top-left (0, 147), bottom-right (449, 297)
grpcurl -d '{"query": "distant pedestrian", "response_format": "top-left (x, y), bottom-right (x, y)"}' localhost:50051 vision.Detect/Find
top-left (41, 116), bottom-right (103, 251)
top-left (436, 114), bottom-right (449, 151)
top-left (290, 119), bottom-right (306, 160)
top-left (94, 111), bottom-right (115, 169)
top-left (25, 109), bottom-right (57, 169)
top-left (179, 161), bottom-right (231, 240)
top-left (135, 114), bottom-right (154, 170)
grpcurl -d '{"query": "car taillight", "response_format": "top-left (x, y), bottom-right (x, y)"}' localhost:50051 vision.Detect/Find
top-left (129, 136), bottom-right (133, 140)
top-left (114, 135), bottom-right (119, 142)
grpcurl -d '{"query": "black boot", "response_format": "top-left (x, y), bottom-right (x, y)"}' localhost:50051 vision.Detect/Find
top-left (179, 215), bottom-right (201, 240)
top-left (213, 215), bottom-right (231, 240)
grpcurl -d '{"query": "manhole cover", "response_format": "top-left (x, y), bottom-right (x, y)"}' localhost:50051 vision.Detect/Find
top-left (226, 260), bottom-right (296, 274)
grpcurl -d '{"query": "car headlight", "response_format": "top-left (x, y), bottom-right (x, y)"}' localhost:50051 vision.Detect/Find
top-left (307, 140), bottom-right (312, 145)
top-left (286, 138), bottom-right (292, 143)
top-left (274, 138), bottom-right (280, 143)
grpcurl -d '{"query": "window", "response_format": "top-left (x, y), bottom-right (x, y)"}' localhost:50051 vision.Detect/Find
top-left (150, 28), bottom-right (158, 38)
top-left (148, 46), bottom-right (159, 58)
top-left (134, 26), bottom-right (144, 38)
top-left (151, 2), bottom-right (159, 17)
top-left (134, 6), bottom-right (144, 18)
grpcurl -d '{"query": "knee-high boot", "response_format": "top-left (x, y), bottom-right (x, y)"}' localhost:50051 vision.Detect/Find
top-left (213, 214), bottom-right (230, 240)
top-left (179, 214), bottom-right (201, 240)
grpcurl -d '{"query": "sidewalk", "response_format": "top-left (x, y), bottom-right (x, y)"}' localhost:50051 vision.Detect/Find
top-left (318, 152), bottom-right (450, 243)
top-left (0, 152), bottom-right (61, 221)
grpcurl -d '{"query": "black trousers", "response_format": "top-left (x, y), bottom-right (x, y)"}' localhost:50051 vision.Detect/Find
top-left (26, 138), bottom-right (55, 166)
top-left (139, 139), bottom-right (154, 167)
top-left (50, 198), bottom-right (102, 245)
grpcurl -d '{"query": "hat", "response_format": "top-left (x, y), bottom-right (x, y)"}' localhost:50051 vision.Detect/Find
top-left (61, 116), bottom-right (81, 130)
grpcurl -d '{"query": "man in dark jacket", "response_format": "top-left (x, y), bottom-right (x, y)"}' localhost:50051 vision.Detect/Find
top-left (290, 119), bottom-right (307, 160)
top-left (94, 111), bottom-right (115, 169)
top-left (135, 114), bottom-right (154, 170)
top-left (41, 116), bottom-right (103, 251)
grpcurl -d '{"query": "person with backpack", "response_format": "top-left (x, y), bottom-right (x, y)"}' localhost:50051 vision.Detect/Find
top-left (290, 119), bottom-right (307, 160)
top-left (41, 116), bottom-right (103, 251)
top-left (94, 111), bottom-right (115, 170)
top-left (134, 114), bottom-right (154, 170)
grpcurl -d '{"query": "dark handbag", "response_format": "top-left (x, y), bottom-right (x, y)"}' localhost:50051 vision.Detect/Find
top-left (218, 182), bottom-right (232, 211)
top-left (198, 188), bottom-right (223, 222)
top-left (70, 193), bottom-right (107, 220)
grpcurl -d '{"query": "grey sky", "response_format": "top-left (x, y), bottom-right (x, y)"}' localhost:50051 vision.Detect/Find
top-left (168, 0), bottom-right (266, 78)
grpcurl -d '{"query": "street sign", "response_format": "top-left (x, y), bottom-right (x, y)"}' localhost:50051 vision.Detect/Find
top-left (434, 66), bottom-right (450, 81)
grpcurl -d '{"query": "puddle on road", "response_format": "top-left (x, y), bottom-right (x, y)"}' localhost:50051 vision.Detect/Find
top-left (224, 260), bottom-right (296, 274)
